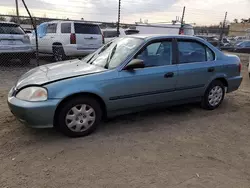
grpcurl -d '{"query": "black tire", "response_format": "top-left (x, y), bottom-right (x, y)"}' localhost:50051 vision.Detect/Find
top-left (55, 96), bottom-right (103, 137)
top-left (52, 45), bottom-right (66, 62)
top-left (201, 80), bottom-right (225, 110)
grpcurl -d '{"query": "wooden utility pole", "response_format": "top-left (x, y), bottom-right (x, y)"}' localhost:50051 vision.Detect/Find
top-left (179, 6), bottom-right (186, 34)
top-left (219, 12), bottom-right (228, 47)
top-left (15, 0), bottom-right (20, 24)
top-left (117, 0), bottom-right (121, 37)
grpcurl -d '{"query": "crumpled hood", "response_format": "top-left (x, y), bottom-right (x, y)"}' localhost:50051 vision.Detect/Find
top-left (16, 59), bottom-right (106, 89)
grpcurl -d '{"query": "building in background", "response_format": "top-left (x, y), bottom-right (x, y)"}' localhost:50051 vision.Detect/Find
top-left (229, 23), bottom-right (250, 37)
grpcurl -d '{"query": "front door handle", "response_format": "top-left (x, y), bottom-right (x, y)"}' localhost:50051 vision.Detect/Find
top-left (208, 67), bottom-right (215, 72)
top-left (164, 72), bottom-right (174, 78)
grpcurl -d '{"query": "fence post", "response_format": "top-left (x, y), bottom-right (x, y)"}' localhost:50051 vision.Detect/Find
top-left (34, 17), bottom-right (39, 66)
top-left (21, 0), bottom-right (39, 66)
top-left (219, 12), bottom-right (228, 48)
top-left (117, 0), bottom-right (121, 37)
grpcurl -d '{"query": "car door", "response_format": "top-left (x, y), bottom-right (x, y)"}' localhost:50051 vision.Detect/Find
top-left (175, 39), bottom-right (221, 99)
top-left (244, 41), bottom-right (250, 53)
top-left (109, 39), bottom-right (178, 110)
top-left (42, 23), bottom-right (57, 53)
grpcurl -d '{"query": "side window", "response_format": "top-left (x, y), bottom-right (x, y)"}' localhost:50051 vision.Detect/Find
top-left (61, 23), bottom-right (71, 33)
top-left (178, 41), bottom-right (206, 64)
top-left (246, 42), bottom-right (250, 47)
top-left (47, 23), bottom-right (57, 34)
top-left (206, 47), bottom-right (215, 61)
top-left (136, 41), bottom-right (172, 67)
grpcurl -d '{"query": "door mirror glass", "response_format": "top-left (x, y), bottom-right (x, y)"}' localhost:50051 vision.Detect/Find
top-left (124, 59), bottom-right (144, 70)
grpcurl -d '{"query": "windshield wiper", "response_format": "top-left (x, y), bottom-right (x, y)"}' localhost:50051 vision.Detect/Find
top-left (104, 44), bottom-right (117, 69)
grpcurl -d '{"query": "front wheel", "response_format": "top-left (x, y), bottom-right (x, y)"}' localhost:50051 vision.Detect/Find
top-left (55, 97), bottom-right (103, 137)
top-left (201, 80), bottom-right (225, 110)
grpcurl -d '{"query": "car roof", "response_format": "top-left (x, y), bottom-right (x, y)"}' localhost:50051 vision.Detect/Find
top-left (128, 34), bottom-right (203, 41)
top-left (44, 20), bottom-right (99, 25)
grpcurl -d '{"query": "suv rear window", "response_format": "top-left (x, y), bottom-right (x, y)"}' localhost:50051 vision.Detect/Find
top-left (74, 23), bottom-right (101, 34)
top-left (0, 23), bottom-right (24, 34)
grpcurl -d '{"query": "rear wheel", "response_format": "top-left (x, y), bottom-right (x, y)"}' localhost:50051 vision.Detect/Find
top-left (55, 97), bottom-right (102, 137)
top-left (201, 80), bottom-right (225, 110)
top-left (53, 45), bottom-right (66, 62)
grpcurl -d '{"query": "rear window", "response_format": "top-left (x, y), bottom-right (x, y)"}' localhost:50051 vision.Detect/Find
top-left (0, 24), bottom-right (24, 34)
top-left (74, 23), bottom-right (101, 34)
top-left (125, 29), bottom-right (140, 35)
top-left (61, 23), bottom-right (71, 33)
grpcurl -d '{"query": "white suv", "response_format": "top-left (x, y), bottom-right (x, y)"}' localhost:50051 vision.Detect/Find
top-left (0, 22), bottom-right (33, 63)
top-left (31, 21), bottom-right (104, 61)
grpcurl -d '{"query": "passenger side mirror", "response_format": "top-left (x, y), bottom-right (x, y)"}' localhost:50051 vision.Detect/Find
top-left (124, 59), bottom-right (144, 70)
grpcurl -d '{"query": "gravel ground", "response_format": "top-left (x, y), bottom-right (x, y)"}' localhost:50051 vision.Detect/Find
top-left (0, 54), bottom-right (250, 188)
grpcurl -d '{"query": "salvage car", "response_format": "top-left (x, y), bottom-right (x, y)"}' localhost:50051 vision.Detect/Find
top-left (0, 22), bottom-right (34, 63)
top-left (8, 35), bottom-right (242, 137)
top-left (233, 40), bottom-right (250, 53)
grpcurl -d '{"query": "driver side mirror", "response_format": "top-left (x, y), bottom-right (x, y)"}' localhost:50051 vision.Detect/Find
top-left (124, 59), bottom-right (145, 70)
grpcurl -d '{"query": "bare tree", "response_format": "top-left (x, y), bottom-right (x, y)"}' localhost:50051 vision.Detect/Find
top-left (233, 19), bottom-right (238, 23)
top-left (0, 16), bottom-right (6, 21)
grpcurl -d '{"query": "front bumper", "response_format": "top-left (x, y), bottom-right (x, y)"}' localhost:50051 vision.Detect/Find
top-left (8, 96), bottom-right (60, 128)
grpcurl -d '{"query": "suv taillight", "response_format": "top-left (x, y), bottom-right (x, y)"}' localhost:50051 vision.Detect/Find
top-left (70, 33), bottom-right (76, 44)
top-left (179, 28), bottom-right (184, 35)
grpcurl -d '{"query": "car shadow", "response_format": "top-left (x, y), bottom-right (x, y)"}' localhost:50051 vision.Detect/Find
top-left (19, 97), bottom-right (240, 143)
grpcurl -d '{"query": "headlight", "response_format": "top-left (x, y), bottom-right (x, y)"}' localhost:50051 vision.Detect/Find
top-left (16, 87), bottom-right (48, 101)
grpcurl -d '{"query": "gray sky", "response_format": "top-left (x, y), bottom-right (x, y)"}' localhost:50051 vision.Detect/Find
top-left (0, 0), bottom-right (249, 25)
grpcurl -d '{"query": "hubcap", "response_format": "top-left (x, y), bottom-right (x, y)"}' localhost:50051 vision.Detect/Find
top-left (65, 104), bottom-right (96, 132)
top-left (208, 86), bottom-right (223, 107)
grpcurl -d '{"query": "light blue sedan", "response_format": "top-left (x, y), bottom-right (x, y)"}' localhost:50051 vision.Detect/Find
top-left (8, 35), bottom-right (242, 137)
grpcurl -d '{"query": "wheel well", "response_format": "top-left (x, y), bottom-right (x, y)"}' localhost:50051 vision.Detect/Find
top-left (53, 92), bottom-right (107, 127)
top-left (52, 42), bottom-right (62, 48)
top-left (214, 77), bottom-right (228, 87)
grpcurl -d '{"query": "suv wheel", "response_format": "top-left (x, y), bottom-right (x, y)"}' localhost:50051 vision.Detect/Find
top-left (53, 45), bottom-right (66, 62)
top-left (201, 80), bottom-right (225, 110)
top-left (55, 97), bottom-right (103, 137)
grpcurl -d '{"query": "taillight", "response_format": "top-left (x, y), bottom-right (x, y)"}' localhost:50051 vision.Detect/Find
top-left (102, 34), bottom-right (105, 44)
top-left (239, 63), bottom-right (242, 73)
top-left (70, 33), bottom-right (76, 44)
top-left (179, 28), bottom-right (184, 35)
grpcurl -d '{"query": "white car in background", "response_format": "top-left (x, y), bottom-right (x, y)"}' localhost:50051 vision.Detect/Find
top-left (0, 22), bottom-right (33, 63)
top-left (102, 28), bottom-right (140, 43)
top-left (31, 21), bottom-right (104, 61)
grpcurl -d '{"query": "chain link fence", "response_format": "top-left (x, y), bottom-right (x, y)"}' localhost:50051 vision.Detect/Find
top-left (0, 1), bottom-right (249, 89)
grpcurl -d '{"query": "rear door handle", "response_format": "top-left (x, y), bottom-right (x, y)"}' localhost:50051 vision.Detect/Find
top-left (208, 67), bottom-right (215, 72)
top-left (164, 72), bottom-right (174, 78)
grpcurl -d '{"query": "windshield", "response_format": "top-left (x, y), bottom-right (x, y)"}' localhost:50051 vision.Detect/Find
top-left (82, 37), bottom-right (143, 69)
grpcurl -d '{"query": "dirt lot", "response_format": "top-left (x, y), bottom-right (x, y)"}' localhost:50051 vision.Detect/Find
top-left (0, 54), bottom-right (250, 188)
